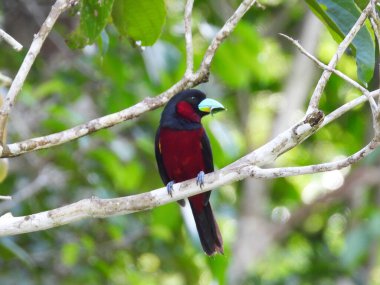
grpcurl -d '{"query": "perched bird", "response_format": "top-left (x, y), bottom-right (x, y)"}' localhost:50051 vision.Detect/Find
top-left (155, 89), bottom-right (225, 255)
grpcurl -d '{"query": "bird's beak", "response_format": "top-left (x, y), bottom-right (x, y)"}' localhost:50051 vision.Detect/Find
top-left (198, 98), bottom-right (226, 115)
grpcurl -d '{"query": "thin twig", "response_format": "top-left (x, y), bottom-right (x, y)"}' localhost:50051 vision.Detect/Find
top-left (0, 138), bottom-right (378, 236)
top-left (251, 140), bottom-right (378, 178)
top-left (199, 0), bottom-right (257, 73)
top-left (369, 0), bottom-right (380, 106)
top-left (0, 29), bottom-right (23, 51)
top-left (184, 0), bottom-right (194, 77)
top-left (0, 0), bottom-right (74, 146)
top-left (280, 33), bottom-right (380, 135)
top-left (370, 0), bottom-right (380, 34)
top-left (0, 0), bottom-right (257, 158)
top-left (0, 73), bottom-right (12, 87)
top-left (279, 33), bottom-right (368, 94)
top-left (307, 2), bottom-right (373, 114)
top-left (370, 14), bottom-right (380, 45)
top-left (0, 196), bottom-right (12, 200)
top-left (3, 85), bottom-right (378, 160)
top-left (322, 90), bottom-right (380, 128)
top-left (369, 0), bottom-right (380, 109)
top-left (1, 90), bottom-right (379, 236)
top-left (0, 0), bottom-right (379, 239)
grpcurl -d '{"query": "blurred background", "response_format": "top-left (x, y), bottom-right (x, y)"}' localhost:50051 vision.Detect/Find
top-left (0, 0), bottom-right (379, 284)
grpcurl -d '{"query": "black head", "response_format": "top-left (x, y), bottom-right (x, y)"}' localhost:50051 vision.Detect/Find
top-left (159, 89), bottom-right (225, 129)
top-left (159, 89), bottom-right (209, 130)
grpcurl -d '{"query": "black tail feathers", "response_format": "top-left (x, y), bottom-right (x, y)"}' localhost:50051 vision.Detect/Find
top-left (190, 201), bottom-right (223, 256)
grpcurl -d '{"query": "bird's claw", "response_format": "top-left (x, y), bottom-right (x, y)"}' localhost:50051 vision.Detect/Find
top-left (196, 171), bottom-right (205, 189)
top-left (166, 181), bottom-right (175, 197)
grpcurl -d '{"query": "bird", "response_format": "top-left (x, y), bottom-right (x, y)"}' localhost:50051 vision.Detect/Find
top-left (155, 89), bottom-right (225, 255)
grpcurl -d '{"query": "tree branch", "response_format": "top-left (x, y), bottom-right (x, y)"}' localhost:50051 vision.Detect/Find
top-left (279, 33), bottom-right (368, 95)
top-left (0, 73), bottom-right (12, 87)
top-left (232, 79), bottom-right (375, 170)
top-left (0, 196), bottom-right (12, 201)
top-left (1, 0), bottom-right (379, 243)
top-left (251, 140), bottom-right (378, 178)
top-left (306, 2), bottom-right (373, 114)
top-left (199, 0), bottom-right (256, 73)
top-left (322, 90), bottom-right (380, 128)
top-left (184, 0), bottom-right (194, 76)
top-left (1, 105), bottom-right (379, 236)
top-left (0, 0), bottom-right (258, 158)
top-left (280, 32), bottom-right (380, 136)
top-left (0, 0), bottom-right (77, 147)
top-left (0, 29), bottom-right (23, 51)
top-left (6, 83), bottom-right (376, 160)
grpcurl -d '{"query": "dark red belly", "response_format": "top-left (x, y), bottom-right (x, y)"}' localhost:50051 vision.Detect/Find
top-left (158, 127), bottom-right (205, 182)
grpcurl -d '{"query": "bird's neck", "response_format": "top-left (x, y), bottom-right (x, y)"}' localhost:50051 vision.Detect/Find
top-left (160, 115), bottom-right (202, 130)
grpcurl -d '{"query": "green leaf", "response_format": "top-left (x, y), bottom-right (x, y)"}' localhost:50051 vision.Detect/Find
top-left (213, 21), bottom-right (287, 88)
top-left (340, 224), bottom-right (368, 267)
top-left (305, 0), bottom-right (375, 84)
top-left (112, 0), bottom-right (166, 46)
top-left (68, 0), bottom-right (114, 49)
top-left (61, 243), bottom-right (80, 267)
top-left (306, 0), bottom-right (343, 42)
top-left (354, 0), bottom-right (368, 10)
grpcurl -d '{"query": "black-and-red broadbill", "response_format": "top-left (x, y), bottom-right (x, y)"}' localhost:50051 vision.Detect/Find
top-left (155, 89), bottom-right (225, 255)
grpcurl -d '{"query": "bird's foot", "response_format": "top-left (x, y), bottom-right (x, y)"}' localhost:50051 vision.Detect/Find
top-left (166, 181), bottom-right (175, 197)
top-left (196, 171), bottom-right (205, 189)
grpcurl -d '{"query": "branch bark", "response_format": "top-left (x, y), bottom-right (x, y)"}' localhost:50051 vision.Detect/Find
top-left (0, 29), bottom-right (23, 51)
top-left (1, 110), bottom-right (379, 236)
top-left (229, 14), bottom-right (323, 283)
top-left (0, 196), bottom-right (12, 200)
top-left (0, 0), bottom-right (257, 158)
top-left (306, 2), bottom-right (374, 114)
top-left (184, 0), bottom-right (194, 77)
top-left (279, 33), bottom-right (368, 94)
top-left (0, 0), bottom-right (380, 249)
top-left (0, 73), bottom-right (12, 86)
top-left (0, 0), bottom-right (76, 146)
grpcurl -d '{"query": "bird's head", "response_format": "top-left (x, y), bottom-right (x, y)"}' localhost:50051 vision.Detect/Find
top-left (160, 89), bottom-right (225, 129)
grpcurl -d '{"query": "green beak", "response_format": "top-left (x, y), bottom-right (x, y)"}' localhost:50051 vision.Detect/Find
top-left (198, 98), bottom-right (226, 115)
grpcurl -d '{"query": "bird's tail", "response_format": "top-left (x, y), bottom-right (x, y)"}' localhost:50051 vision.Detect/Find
top-left (189, 197), bottom-right (223, 256)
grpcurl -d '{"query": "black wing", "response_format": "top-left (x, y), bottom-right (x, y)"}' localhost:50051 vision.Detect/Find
top-left (201, 130), bottom-right (214, 204)
top-left (155, 127), bottom-right (170, 185)
top-left (201, 130), bottom-right (214, 174)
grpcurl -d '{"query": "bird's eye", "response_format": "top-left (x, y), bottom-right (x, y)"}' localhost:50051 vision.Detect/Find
top-left (190, 96), bottom-right (196, 101)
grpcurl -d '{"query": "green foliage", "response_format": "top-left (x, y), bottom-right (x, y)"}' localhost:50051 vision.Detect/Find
top-left (68, 0), bottom-right (166, 48)
top-left (0, 0), bottom-right (379, 284)
top-left (61, 242), bottom-right (81, 267)
top-left (305, 0), bottom-right (375, 84)
top-left (112, 0), bottom-right (166, 46)
top-left (341, 212), bottom-right (380, 267)
top-left (213, 21), bottom-right (287, 88)
top-left (68, 0), bottom-right (115, 49)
